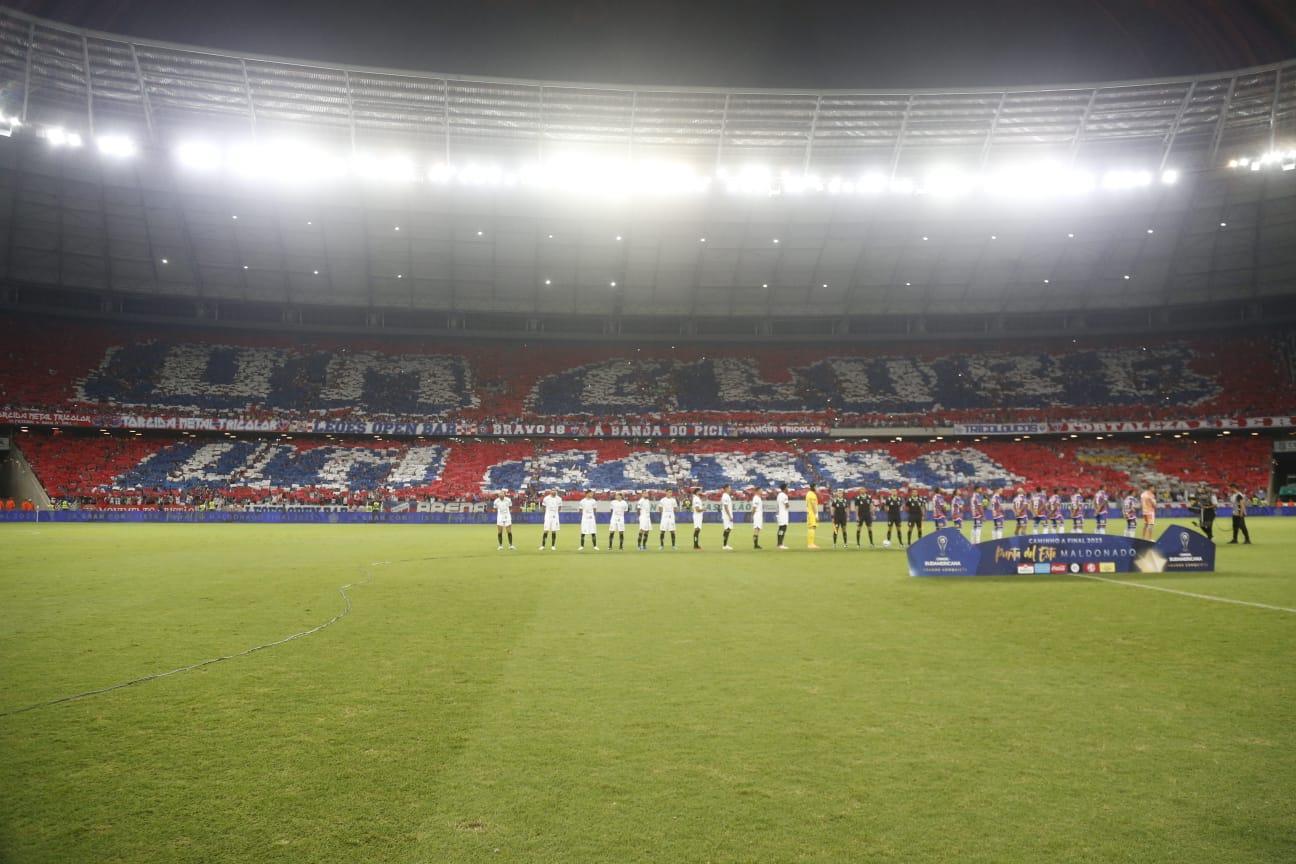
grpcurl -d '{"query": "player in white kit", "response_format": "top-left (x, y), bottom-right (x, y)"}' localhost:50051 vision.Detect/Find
top-left (540, 489), bottom-right (562, 550)
top-left (690, 487), bottom-right (706, 550)
top-left (719, 483), bottom-right (735, 550)
top-left (750, 488), bottom-right (764, 549)
top-left (658, 490), bottom-right (678, 550)
top-left (578, 490), bottom-right (599, 550)
top-left (635, 490), bottom-right (653, 550)
top-left (494, 489), bottom-right (515, 550)
top-left (775, 482), bottom-right (791, 549)
top-left (608, 492), bottom-right (628, 550)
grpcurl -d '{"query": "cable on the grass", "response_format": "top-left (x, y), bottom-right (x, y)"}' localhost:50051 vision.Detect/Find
top-left (0, 564), bottom-right (384, 719)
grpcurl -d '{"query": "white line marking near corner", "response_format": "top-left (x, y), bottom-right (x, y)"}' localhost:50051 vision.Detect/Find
top-left (1077, 574), bottom-right (1296, 614)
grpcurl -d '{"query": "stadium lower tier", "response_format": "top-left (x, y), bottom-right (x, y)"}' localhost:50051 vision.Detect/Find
top-left (16, 431), bottom-right (1271, 505)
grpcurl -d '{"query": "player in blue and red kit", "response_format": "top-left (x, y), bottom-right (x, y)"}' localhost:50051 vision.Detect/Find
top-left (1122, 490), bottom-right (1138, 537)
top-left (1012, 488), bottom-right (1029, 536)
top-left (1047, 489), bottom-right (1064, 533)
top-left (990, 489), bottom-right (1006, 540)
top-left (931, 490), bottom-right (948, 530)
top-left (970, 488), bottom-right (986, 543)
top-left (1030, 487), bottom-right (1047, 535)
top-left (1069, 489), bottom-right (1085, 532)
top-left (1092, 487), bottom-right (1110, 534)
top-left (950, 489), bottom-right (966, 534)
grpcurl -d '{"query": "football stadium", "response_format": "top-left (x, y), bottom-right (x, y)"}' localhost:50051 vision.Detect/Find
top-left (1, 3), bottom-right (1295, 862)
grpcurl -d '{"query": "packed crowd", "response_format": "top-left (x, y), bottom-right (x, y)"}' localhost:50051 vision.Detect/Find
top-left (13, 430), bottom-right (1272, 511)
top-left (2, 314), bottom-right (1292, 430)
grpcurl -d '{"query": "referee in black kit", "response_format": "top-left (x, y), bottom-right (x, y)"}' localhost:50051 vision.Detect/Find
top-left (854, 489), bottom-right (874, 547)
top-left (1228, 487), bottom-right (1252, 544)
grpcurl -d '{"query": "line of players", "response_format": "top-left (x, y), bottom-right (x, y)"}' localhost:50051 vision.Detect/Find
top-left (493, 484), bottom-right (1154, 551)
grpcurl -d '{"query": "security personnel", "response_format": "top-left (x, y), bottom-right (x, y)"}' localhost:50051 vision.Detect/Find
top-left (1228, 487), bottom-right (1251, 544)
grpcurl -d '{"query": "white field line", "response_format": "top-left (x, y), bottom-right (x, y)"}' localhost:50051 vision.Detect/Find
top-left (1077, 574), bottom-right (1296, 614)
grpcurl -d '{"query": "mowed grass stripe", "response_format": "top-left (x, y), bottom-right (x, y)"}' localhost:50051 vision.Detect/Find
top-left (0, 522), bottom-right (1292, 863)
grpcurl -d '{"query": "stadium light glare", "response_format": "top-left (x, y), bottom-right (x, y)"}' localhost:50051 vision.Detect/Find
top-left (1160, 169), bottom-right (1179, 184)
top-left (44, 127), bottom-right (82, 148)
top-left (176, 140), bottom-right (222, 171)
top-left (544, 279), bottom-right (552, 285)
top-left (1101, 169), bottom-right (1152, 190)
top-left (160, 258), bottom-right (168, 264)
top-left (724, 163), bottom-right (774, 196)
top-left (922, 165), bottom-right (974, 197)
top-left (352, 152), bottom-right (416, 183)
top-left (856, 172), bottom-right (888, 194)
top-left (889, 177), bottom-right (916, 195)
top-left (96, 134), bottom-right (136, 158)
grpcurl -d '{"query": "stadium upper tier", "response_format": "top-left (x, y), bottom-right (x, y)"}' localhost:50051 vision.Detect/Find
top-left (2, 315), bottom-right (1292, 429)
top-left (0, 7), bottom-right (1292, 173)
top-left (16, 430), bottom-right (1271, 505)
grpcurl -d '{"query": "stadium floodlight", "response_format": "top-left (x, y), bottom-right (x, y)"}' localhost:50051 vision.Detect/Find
top-left (1102, 169), bottom-right (1153, 190)
top-left (544, 279), bottom-right (552, 285)
top-left (856, 172), bottom-right (888, 195)
top-left (427, 162), bottom-right (454, 184)
top-left (95, 134), bottom-right (136, 158)
top-left (176, 140), bottom-right (222, 172)
top-left (724, 163), bottom-right (774, 196)
top-left (1160, 169), bottom-right (1179, 184)
top-left (44, 127), bottom-right (83, 148)
top-left (922, 165), bottom-right (974, 198)
top-left (351, 151), bottom-right (416, 184)
top-left (889, 177), bottom-right (916, 195)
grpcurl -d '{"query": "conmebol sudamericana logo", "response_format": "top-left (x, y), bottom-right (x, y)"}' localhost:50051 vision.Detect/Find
top-left (936, 535), bottom-right (948, 557)
top-left (1180, 531), bottom-right (1190, 553)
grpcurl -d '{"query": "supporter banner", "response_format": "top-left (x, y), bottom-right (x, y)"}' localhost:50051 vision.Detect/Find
top-left (907, 527), bottom-right (1215, 576)
top-left (478, 421), bottom-right (827, 438)
top-left (307, 420), bottom-right (460, 436)
top-left (0, 409), bottom-right (99, 426)
top-left (951, 423), bottom-right (1048, 436)
top-left (831, 427), bottom-right (951, 438)
top-left (1046, 416), bottom-right (1296, 434)
top-left (118, 414), bottom-right (299, 432)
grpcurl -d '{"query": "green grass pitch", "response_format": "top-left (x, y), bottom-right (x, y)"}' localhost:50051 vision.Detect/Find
top-left (1, 520), bottom-right (1293, 864)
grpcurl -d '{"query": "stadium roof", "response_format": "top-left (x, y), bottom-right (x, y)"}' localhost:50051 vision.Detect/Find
top-left (1, 6), bottom-right (1293, 174)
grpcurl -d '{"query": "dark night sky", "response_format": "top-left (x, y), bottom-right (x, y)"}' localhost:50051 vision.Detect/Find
top-left (3, 0), bottom-right (1294, 88)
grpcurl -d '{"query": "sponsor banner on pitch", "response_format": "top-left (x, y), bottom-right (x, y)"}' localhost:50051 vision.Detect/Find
top-left (907, 527), bottom-right (1215, 576)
